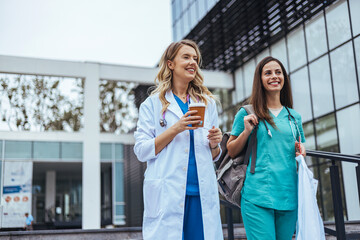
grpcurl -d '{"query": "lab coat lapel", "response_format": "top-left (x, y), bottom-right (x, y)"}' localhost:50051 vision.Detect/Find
top-left (165, 90), bottom-right (184, 119)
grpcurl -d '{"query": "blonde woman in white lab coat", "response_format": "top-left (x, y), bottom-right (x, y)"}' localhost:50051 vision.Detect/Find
top-left (134, 39), bottom-right (223, 240)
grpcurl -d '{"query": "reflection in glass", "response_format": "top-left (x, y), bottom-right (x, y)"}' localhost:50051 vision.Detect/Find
top-left (290, 67), bottom-right (313, 122)
top-left (355, 37), bottom-right (360, 90)
top-left (349, 0), bottom-right (360, 36)
top-left (0, 74), bottom-right (84, 132)
top-left (114, 161), bottom-right (125, 225)
top-left (309, 55), bottom-right (334, 117)
top-left (101, 143), bottom-right (112, 161)
top-left (305, 13), bottom-right (327, 61)
top-left (171, 1), bottom-right (177, 23)
top-left (61, 142), bottom-right (82, 160)
top-left (326, 1), bottom-right (351, 49)
top-left (243, 59), bottom-right (255, 97)
top-left (189, 2), bottom-right (197, 29)
top-left (34, 142), bottom-right (60, 160)
top-left (183, 10), bottom-right (190, 36)
top-left (303, 121), bottom-right (315, 151)
top-left (330, 42), bottom-right (358, 109)
top-left (287, 26), bottom-right (307, 72)
top-left (56, 175), bottom-right (82, 223)
top-left (336, 104), bottom-right (360, 155)
top-left (271, 39), bottom-right (288, 72)
top-left (100, 80), bottom-right (138, 134)
top-left (315, 113), bottom-right (338, 151)
top-left (174, 0), bottom-right (181, 20)
top-left (313, 113), bottom-right (347, 221)
top-left (234, 67), bottom-right (244, 102)
top-left (4, 141), bottom-right (32, 159)
top-left (197, 0), bottom-right (207, 20)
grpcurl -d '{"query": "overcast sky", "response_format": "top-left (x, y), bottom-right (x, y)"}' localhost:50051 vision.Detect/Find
top-left (0, 0), bottom-right (172, 68)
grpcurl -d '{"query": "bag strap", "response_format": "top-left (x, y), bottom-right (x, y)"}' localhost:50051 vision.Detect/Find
top-left (242, 104), bottom-right (257, 174)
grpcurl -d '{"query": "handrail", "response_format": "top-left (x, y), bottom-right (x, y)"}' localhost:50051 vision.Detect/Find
top-left (220, 150), bottom-right (360, 240)
top-left (307, 150), bottom-right (360, 163)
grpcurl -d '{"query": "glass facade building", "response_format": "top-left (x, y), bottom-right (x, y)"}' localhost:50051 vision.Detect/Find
top-left (173, 0), bottom-right (360, 223)
top-left (172, 0), bottom-right (219, 41)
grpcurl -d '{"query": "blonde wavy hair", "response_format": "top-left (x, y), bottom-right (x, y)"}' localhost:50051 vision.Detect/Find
top-left (151, 39), bottom-right (215, 115)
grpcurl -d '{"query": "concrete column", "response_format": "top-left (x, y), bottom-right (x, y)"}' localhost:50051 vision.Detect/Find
top-left (82, 62), bottom-right (101, 229)
top-left (45, 171), bottom-right (56, 222)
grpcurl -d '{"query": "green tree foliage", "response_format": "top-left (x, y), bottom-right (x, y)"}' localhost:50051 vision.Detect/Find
top-left (0, 74), bottom-right (84, 131)
top-left (99, 80), bottom-right (138, 134)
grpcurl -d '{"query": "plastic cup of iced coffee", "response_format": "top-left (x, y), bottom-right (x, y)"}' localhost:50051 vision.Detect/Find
top-left (189, 102), bottom-right (205, 127)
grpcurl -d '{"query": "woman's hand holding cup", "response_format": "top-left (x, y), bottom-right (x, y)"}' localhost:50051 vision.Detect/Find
top-left (172, 110), bottom-right (201, 134)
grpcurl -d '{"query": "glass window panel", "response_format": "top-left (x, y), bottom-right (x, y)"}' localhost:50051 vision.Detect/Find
top-left (116, 204), bottom-right (125, 216)
top-left (303, 122), bottom-right (316, 151)
top-left (287, 26), bottom-right (307, 72)
top-left (234, 67), bottom-right (245, 102)
top-left (197, 0), bottom-right (207, 19)
top-left (189, 2), bottom-right (197, 30)
top-left (270, 39), bottom-right (289, 72)
top-left (174, 21), bottom-right (180, 41)
top-left (243, 59), bottom-right (256, 97)
top-left (115, 162), bottom-right (124, 203)
top-left (256, 48), bottom-right (270, 64)
top-left (309, 55), bottom-right (334, 117)
top-left (290, 67), bottom-right (313, 122)
top-left (183, 10), bottom-right (190, 36)
top-left (305, 13), bottom-right (327, 61)
top-left (5, 141), bottom-right (32, 159)
top-left (174, 0), bottom-right (181, 20)
top-left (349, 0), bottom-right (360, 36)
top-left (101, 143), bottom-right (112, 161)
top-left (330, 42), bottom-right (358, 109)
top-left (115, 144), bottom-right (123, 161)
top-left (100, 80), bottom-right (138, 134)
top-left (179, 14), bottom-right (185, 39)
top-left (33, 141), bottom-right (60, 160)
top-left (315, 113), bottom-right (338, 151)
top-left (0, 75), bottom-right (84, 132)
top-left (355, 36), bottom-right (360, 90)
top-left (181, 0), bottom-right (188, 12)
top-left (337, 104), bottom-right (360, 154)
top-left (326, 1), bottom-right (351, 49)
top-left (172, 1), bottom-right (176, 23)
top-left (61, 142), bottom-right (82, 160)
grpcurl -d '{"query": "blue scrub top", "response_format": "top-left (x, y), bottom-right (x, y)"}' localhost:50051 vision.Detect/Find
top-left (231, 106), bottom-right (305, 210)
top-left (174, 94), bottom-right (199, 195)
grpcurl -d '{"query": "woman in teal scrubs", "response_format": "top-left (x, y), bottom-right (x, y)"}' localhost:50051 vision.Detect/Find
top-left (227, 56), bottom-right (306, 240)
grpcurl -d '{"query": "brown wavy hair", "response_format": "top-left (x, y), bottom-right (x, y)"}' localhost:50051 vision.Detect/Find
top-left (151, 39), bottom-right (215, 115)
top-left (249, 56), bottom-right (293, 128)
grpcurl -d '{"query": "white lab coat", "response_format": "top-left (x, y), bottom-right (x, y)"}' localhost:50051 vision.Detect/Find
top-left (134, 90), bottom-right (223, 240)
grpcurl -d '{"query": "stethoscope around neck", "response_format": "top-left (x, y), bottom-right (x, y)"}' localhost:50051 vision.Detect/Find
top-left (159, 94), bottom-right (198, 127)
top-left (263, 106), bottom-right (302, 143)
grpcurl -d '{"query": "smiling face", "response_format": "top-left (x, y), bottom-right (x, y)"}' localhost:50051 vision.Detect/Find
top-left (261, 60), bottom-right (284, 94)
top-left (168, 45), bottom-right (198, 84)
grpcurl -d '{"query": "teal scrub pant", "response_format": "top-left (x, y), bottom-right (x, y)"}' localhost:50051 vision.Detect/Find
top-left (241, 198), bottom-right (297, 240)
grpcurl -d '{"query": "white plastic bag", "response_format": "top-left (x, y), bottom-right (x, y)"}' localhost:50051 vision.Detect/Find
top-left (296, 155), bottom-right (326, 240)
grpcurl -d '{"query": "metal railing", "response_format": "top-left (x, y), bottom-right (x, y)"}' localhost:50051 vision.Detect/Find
top-left (220, 150), bottom-right (360, 240)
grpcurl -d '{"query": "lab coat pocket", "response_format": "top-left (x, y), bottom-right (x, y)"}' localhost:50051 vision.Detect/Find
top-left (143, 179), bottom-right (163, 218)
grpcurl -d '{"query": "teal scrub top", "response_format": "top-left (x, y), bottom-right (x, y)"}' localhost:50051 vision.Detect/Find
top-left (231, 107), bottom-right (305, 210)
